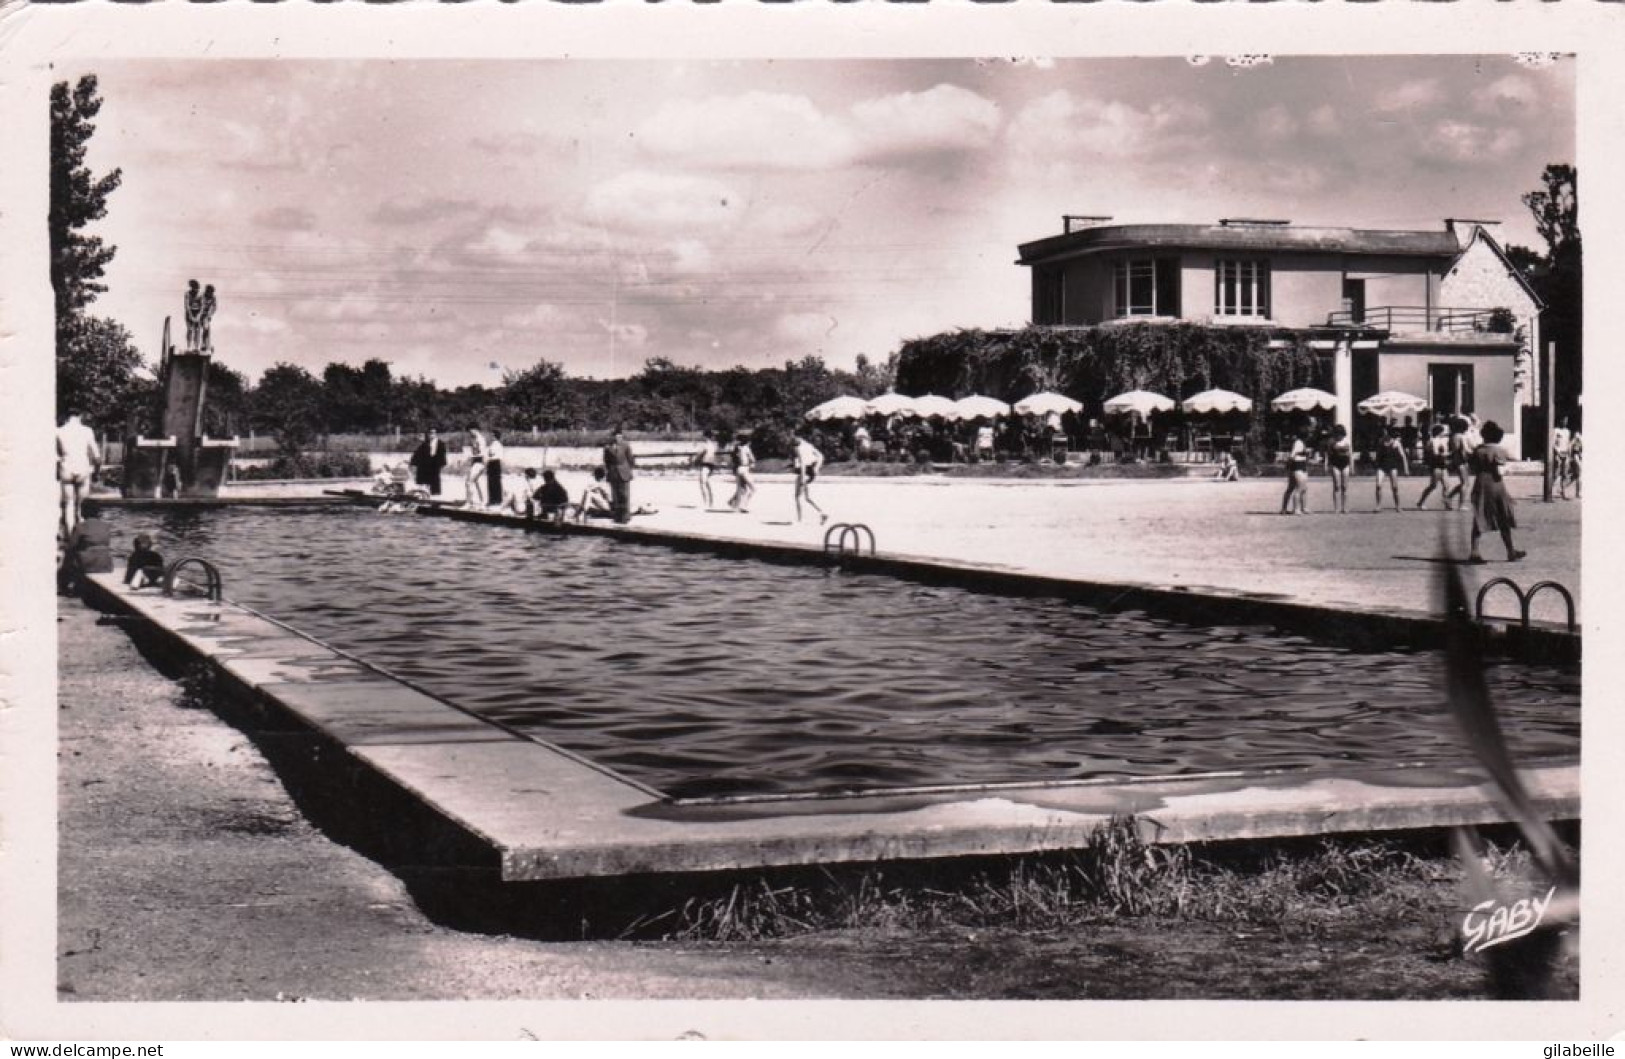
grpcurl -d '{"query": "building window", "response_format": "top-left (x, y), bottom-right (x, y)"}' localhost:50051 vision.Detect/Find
top-left (1113, 258), bottom-right (1180, 318)
top-left (1034, 266), bottom-right (1066, 324)
top-left (1215, 260), bottom-right (1270, 318)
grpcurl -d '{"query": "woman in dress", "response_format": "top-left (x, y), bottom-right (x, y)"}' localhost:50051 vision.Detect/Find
top-left (1467, 421), bottom-right (1525, 564)
top-left (1324, 423), bottom-right (1352, 514)
top-left (1280, 427), bottom-right (1311, 515)
top-left (1374, 426), bottom-right (1409, 512)
top-left (1414, 422), bottom-right (1452, 510)
top-left (463, 425), bottom-right (488, 508)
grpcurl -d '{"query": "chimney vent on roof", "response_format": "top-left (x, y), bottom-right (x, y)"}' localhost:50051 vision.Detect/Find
top-left (1063, 214), bottom-right (1113, 234)
top-left (1219, 218), bottom-right (1292, 227)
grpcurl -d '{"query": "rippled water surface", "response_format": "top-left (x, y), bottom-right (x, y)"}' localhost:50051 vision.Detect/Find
top-left (107, 507), bottom-right (1580, 799)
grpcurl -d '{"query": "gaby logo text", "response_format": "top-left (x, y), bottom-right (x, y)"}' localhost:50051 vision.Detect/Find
top-left (1461, 887), bottom-right (1557, 954)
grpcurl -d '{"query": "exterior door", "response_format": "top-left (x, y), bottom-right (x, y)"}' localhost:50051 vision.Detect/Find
top-left (1428, 364), bottom-right (1475, 416)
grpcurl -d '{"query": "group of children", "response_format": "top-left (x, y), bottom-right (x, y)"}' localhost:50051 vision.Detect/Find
top-left (692, 429), bottom-right (829, 524)
top-left (1276, 414), bottom-right (1540, 564)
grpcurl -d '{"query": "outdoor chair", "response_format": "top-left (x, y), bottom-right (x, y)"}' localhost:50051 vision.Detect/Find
top-left (1193, 433), bottom-right (1214, 461)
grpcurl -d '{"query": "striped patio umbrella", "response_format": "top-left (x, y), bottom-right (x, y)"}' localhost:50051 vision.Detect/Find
top-left (952, 394), bottom-right (1012, 421)
top-left (1102, 390), bottom-right (1174, 417)
top-left (1357, 391), bottom-right (1429, 418)
top-left (1182, 389), bottom-right (1254, 415)
top-left (903, 394), bottom-right (962, 419)
top-left (805, 395), bottom-right (872, 422)
top-left (1014, 391), bottom-right (1085, 416)
top-left (865, 391), bottom-right (918, 417)
top-left (1270, 387), bottom-right (1339, 413)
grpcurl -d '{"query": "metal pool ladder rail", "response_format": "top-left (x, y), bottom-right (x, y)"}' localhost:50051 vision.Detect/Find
top-left (1475, 577), bottom-right (1576, 634)
top-left (823, 522), bottom-right (876, 564)
top-left (163, 556), bottom-right (224, 602)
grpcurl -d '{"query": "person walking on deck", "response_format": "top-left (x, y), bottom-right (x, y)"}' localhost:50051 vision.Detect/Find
top-left (728, 433), bottom-right (757, 513)
top-left (1415, 423), bottom-right (1452, 510)
top-left (1467, 421), bottom-right (1525, 564)
top-left (1374, 427), bottom-right (1409, 512)
top-left (791, 431), bottom-right (829, 525)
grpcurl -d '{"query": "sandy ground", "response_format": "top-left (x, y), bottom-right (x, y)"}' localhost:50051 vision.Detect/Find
top-left (551, 469), bottom-right (1582, 623)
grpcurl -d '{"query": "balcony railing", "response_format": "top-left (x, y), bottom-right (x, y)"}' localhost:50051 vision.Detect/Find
top-left (1324, 306), bottom-right (1516, 335)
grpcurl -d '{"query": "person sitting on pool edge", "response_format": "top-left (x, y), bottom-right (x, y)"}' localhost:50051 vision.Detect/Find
top-left (124, 534), bottom-right (165, 590)
top-left (577, 468), bottom-right (657, 521)
top-left (535, 469), bottom-right (572, 523)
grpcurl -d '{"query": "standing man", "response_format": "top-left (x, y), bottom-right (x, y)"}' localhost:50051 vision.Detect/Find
top-left (184, 280), bottom-right (204, 352)
top-left (1551, 417), bottom-right (1572, 500)
top-left (602, 426), bottom-right (637, 524)
top-left (56, 412), bottom-right (101, 537)
top-left (409, 428), bottom-right (448, 497)
top-left (199, 284), bottom-right (218, 353)
top-left (486, 433), bottom-right (505, 509)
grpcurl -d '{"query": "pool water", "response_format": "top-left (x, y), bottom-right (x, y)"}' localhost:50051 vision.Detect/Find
top-left (105, 507), bottom-right (1580, 800)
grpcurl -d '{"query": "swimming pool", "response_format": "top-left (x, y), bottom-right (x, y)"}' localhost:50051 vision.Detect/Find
top-left (102, 506), bottom-right (1580, 801)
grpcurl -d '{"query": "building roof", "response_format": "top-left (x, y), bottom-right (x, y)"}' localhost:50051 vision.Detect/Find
top-left (1017, 222), bottom-right (1464, 267)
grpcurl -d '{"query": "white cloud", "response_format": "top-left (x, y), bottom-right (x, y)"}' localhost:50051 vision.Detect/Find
top-left (599, 320), bottom-right (649, 348)
top-left (501, 304), bottom-right (563, 330)
top-left (850, 84), bottom-right (1002, 159)
top-left (1375, 79), bottom-right (1443, 113)
top-left (667, 239), bottom-right (714, 274)
top-left (1255, 106), bottom-right (1298, 141)
top-left (776, 311), bottom-right (840, 346)
top-left (1008, 91), bottom-right (1208, 160)
top-left (1307, 105), bottom-right (1340, 137)
top-left (1476, 74), bottom-right (1538, 114)
top-left (635, 84), bottom-right (1001, 171)
top-left (1421, 121), bottom-right (1525, 163)
top-left (637, 92), bottom-right (852, 169)
top-left (586, 171), bottom-right (743, 235)
top-left (470, 226), bottom-right (532, 255)
top-left (244, 313), bottom-right (290, 335)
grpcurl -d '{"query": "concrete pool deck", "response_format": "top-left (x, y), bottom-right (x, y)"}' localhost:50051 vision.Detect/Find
top-left (83, 564), bottom-right (1579, 884)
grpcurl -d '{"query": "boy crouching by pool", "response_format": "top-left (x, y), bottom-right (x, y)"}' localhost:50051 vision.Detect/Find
top-left (124, 534), bottom-right (165, 589)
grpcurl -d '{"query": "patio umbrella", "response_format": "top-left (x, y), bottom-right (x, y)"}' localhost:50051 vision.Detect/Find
top-left (865, 391), bottom-right (918, 417)
top-left (1015, 391), bottom-right (1085, 416)
top-left (952, 394), bottom-right (1012, 421)
top-left (1270, 387), bottom-right (1339, 413)
top-left (1182, 389), bottom-right (1254, 415)
top-left (1357, 391), bottom-right (1429, 418)
top-left (1102, 390), bottom-right (1174, 417)
top-left (903, 394), bottom-right (961, 419)
top-left (804, 395), bottom-right (871, 422)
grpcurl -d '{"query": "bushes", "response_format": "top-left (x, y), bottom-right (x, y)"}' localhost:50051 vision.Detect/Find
top-left (894, 324), bottom-right (1325, 464)
top-left (233, 451), bottom-right (372, 481)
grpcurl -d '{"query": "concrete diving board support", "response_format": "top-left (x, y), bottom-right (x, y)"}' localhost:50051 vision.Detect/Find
top-left (80, 572), bottom-right (1579, 884)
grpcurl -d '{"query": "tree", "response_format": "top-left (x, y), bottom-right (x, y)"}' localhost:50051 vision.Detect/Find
top-left (1510, 164), bottom-right (1582, 419)
top-left (52, 74), bottom-right (140, 431)
top-left (54, 314), bottom-right (145, 432)
top-left (250, 363), bottom-right (325, 459)
top-left (502, 359), bottom-right (576, 430)
top-left (50, 76), bottom-right (123, 320)
top-left (201, 362), bottom-right (249, 437)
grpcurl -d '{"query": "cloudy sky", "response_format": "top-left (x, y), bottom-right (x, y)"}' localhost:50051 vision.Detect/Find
top-left (78, 55), bottom-right (1573, 388)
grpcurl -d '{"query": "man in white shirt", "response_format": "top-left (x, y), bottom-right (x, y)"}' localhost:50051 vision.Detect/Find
top-left (57, 413), bottom-right (101, 536)
top-left (1551, 418), bottom-right (1572, 499)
